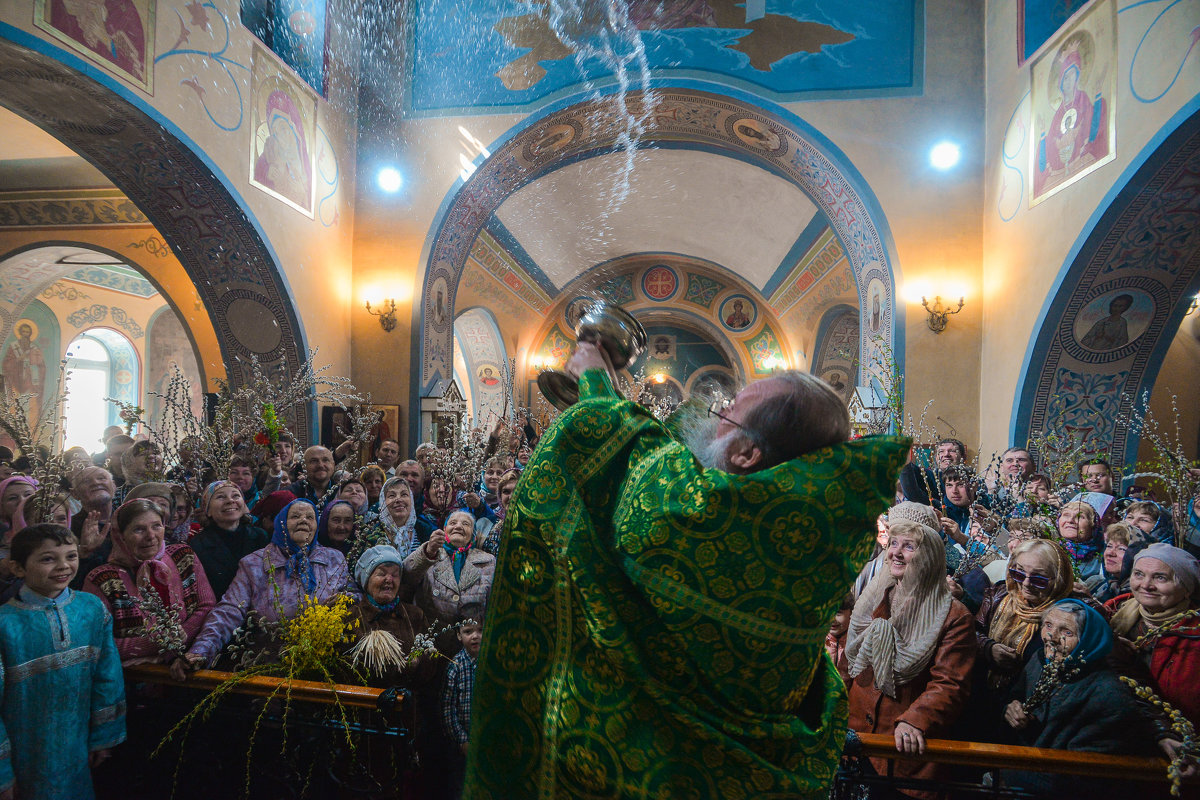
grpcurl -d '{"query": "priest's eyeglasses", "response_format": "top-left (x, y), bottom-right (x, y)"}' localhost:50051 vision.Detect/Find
top-left (1007, 567), bottom-right (1051, 591)
top-left (707, 398), bottom-right (746, 430)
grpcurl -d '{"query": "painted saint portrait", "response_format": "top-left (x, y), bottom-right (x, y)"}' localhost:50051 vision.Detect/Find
top-left (866, 278), bottom-right (886, 333)
top-left (431, 277), bottom-right (449, 327)
top-left (2, 321), bottom-right (47, 422)
top-left (1073, 289), bottom-right (1155, 353)
top-left (477, 365), bottom-right (501, 387)
top-left (1030, 0), bottom-right (1116, 204)
top-left (36, 0), bottom-right (154, 91)
top-left (732, 118), bottom-right (781, 151)
top-left (719, 295), bottom-right (756, 331)
top-left (250, 45), bottom-right (317, 216)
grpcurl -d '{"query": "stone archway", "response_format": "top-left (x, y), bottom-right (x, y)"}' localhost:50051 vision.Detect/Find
top-left (1012, 103), bottom-right (1200, 467)
top-left (0, 35), bottom-right (312, 437)
top-left (417, 88), bottom-right (902, 408)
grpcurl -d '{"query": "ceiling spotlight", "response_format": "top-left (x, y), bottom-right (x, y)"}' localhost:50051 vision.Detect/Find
top-left (377, 167), bottom-right (403, 193)
top-left (930, 141), bottom-right (961, 171)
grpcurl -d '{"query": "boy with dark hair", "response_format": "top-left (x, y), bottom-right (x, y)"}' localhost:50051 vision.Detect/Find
top-left (0, 524), bottom-right (125, 799)
top-left (443, 606), bottom-right (483, 797)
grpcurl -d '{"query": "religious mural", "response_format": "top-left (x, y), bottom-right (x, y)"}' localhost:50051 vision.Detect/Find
top-left (409, 0), bottom-right (919, 114)
top-left (1030, 0), bottom-right (1116, 205)
top-left (240, 0), bottom-right (328, 94)
top-left (34, 0), bottom-right (155, 91)
top-left (719, 294), bottom-right (755, 331)
top-left (0, 300), bottom-right (59, 431)
top-left (250, 44), bottom-right (317, 217)
top-left (812, 306), bottom-right (859, 403)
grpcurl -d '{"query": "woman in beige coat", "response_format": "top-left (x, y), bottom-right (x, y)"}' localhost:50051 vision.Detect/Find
top-left (402, 509), bottom-right (495, 654)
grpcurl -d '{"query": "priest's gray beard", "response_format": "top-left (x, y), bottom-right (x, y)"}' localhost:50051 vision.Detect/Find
top-left (678, 411), bottom-right (740, 471)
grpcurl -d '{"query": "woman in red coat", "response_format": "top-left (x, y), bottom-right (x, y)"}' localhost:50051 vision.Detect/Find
top-left (843, 519), bottom-right (976, 797)
top-left (1107, 543), bottom-right (1200, 731)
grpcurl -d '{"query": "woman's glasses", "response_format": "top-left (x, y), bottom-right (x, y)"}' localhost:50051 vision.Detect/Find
top-left (1007, 567), bottom-right (1051, 591)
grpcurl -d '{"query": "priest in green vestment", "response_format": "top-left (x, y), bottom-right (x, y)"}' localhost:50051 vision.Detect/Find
top-left (464, 342), bottom-right (909, 799)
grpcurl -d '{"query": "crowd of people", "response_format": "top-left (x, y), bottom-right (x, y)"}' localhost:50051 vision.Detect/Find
top-left (0, 416), bottom-right (1197, 798)
top-left (832, 441), bottom-right (1200, 798)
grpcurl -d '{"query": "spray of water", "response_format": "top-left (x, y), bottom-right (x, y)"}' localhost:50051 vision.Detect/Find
top-left (543, 0), bottom-right (660, 241)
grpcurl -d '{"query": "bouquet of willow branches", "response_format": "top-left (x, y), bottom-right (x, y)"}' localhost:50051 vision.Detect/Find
top-left (1121, 677), bottom-right (1198, 797)
top-left (425, 416), bottom-right (491, 493)
top-left (132, 578), bottom-right (188, 658)
top-left (112, 351), bottom-right (370, 480)
top-left (0, 364), bottom-right (75, 522)
top-left (618, 367), bottom-right (682, 422)
top-left (1118, 391), bottom-right (1199, 549)
top-left (1026, 394), bottom-right (1094, 494)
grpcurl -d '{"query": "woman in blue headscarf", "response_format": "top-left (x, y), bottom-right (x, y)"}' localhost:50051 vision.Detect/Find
top-left (185, 498), bottom-right (349, 666)
top-left (1001, 598), bottom-right (1168, 798)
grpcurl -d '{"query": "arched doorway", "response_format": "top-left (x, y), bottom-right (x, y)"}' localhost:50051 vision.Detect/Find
top-left (1012, 101), bottom-right (1200, 468)
top-left (414, 86), bottom-right (902, 440)
top-left (0, 32), bottom-right (312, 437)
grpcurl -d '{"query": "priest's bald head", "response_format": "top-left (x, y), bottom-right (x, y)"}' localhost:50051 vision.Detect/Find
top-left (695, 371), bottom-right (850, 473)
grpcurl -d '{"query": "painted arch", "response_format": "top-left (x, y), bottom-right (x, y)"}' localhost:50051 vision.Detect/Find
top-left (416, 85), bottom-right (903, 413)
top-left (0, 29), bottom-right (312, 439)
top-left (1012, 100), bottom-right (1200, 467)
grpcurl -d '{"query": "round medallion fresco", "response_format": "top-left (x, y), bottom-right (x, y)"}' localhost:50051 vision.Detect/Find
top-left (719, 294), bottom-right (757, 332)
top-left (1072, 288), bottom-right (1155, 354)
top-left (641, 266), bottom-right (679, 301)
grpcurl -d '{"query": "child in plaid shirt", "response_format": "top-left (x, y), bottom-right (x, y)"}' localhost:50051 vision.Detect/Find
top-left (442, 609), bottom-right (483, 796)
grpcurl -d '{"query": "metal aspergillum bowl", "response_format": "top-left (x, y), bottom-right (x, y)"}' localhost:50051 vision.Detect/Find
top-left (537, 301), bottom-right (647, 411)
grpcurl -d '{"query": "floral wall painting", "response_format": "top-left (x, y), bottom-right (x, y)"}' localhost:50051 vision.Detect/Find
top-left (1030, 0), bottom-right (1116, 205)
top-left (1072, 288), bottom-right (1155, 353)
top-left (249, 44), bottom-right (317, 217)
top-left (35, 0), bottom-right (155, 92)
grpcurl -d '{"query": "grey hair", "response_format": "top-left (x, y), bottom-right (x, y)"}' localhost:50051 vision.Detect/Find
top-left (739, 370), bottom-right (851, 469)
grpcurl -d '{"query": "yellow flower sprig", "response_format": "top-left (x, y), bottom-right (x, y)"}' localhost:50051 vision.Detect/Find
top-left (1120, 676), bottom-right (1197, 797)
top-left (280, 594), bottom-right (359, 677)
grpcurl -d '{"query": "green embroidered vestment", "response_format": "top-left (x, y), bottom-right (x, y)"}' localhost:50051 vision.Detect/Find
top-left (464, 370), bottom-right (909, 799)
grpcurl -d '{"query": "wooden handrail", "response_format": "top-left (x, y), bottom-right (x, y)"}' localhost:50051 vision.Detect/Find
top-left (854, 732), bottom-right (1180, 782)
top-left (124, 664), bottom-right (394, 711)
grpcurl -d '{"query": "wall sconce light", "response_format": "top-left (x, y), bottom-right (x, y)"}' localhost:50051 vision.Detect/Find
top-left (365, 299), bottom-right (397, 332)
top-left (921, 295), bottom-right (965, 334)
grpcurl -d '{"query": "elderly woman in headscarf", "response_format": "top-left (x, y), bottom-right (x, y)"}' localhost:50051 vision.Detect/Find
top-left (185, 498), bottom-right (348, 667)
top-left (189, 480), bottom-right (270, 599)
top-left (82, 498), bottom-right (215, 669)
top-left (843, 519), bottom-right (975, 794)
top-left (1002, 599), bottom-right (1164, 798)
top-left (122, 481), bottom-right (176, 538)
top-left (1056, 498), bottom-right (1104, 586)
top-left (1124, 500), bottom-right (1176, 545)
top-left (402, 509), bottom-right (495, 654)
top-left (1107, 543), bottom-right (1200, 727)
top-left (855, 502), bottom-right (940, 598)
top-left (346, 545), bottom-right (431, 686)
top-left (378, 477), bottom-right (434, 559)
top-left (317, 499), bottom-right (356, 556)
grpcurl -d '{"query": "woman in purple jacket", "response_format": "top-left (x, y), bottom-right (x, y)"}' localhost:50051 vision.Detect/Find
top-left (185, 498), bottom-right (348, 666)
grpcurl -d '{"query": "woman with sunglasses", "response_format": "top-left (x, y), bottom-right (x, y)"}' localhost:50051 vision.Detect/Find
top-left (969, 539), bottom-right (1101, 740)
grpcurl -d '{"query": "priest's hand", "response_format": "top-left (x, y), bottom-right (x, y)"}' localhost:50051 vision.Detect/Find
top-left (894, 721), bottom-right (925, 754)
top-left (424, 529), bottom-right (446, 559)
top-left (567, 341), bottom-right (617, 384)
top-left (89, 749), bottom-right (112, 768)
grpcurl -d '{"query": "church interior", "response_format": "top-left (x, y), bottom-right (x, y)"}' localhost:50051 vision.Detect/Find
top-left (0, 0), bottom-right (1199, 797)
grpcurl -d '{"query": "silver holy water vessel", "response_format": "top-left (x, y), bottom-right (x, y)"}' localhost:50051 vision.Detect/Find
top-left (536, 301), bottom-right (648, 410)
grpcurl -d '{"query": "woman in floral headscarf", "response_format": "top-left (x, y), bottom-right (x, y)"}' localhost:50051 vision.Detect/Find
top-left (186, 498), bottom-right (347, 667)
top-left (83, 498), bottom-right (214, 667)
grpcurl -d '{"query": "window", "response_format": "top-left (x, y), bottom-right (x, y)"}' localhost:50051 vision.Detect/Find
top-left (64, 334), bottom-right (112, 451)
